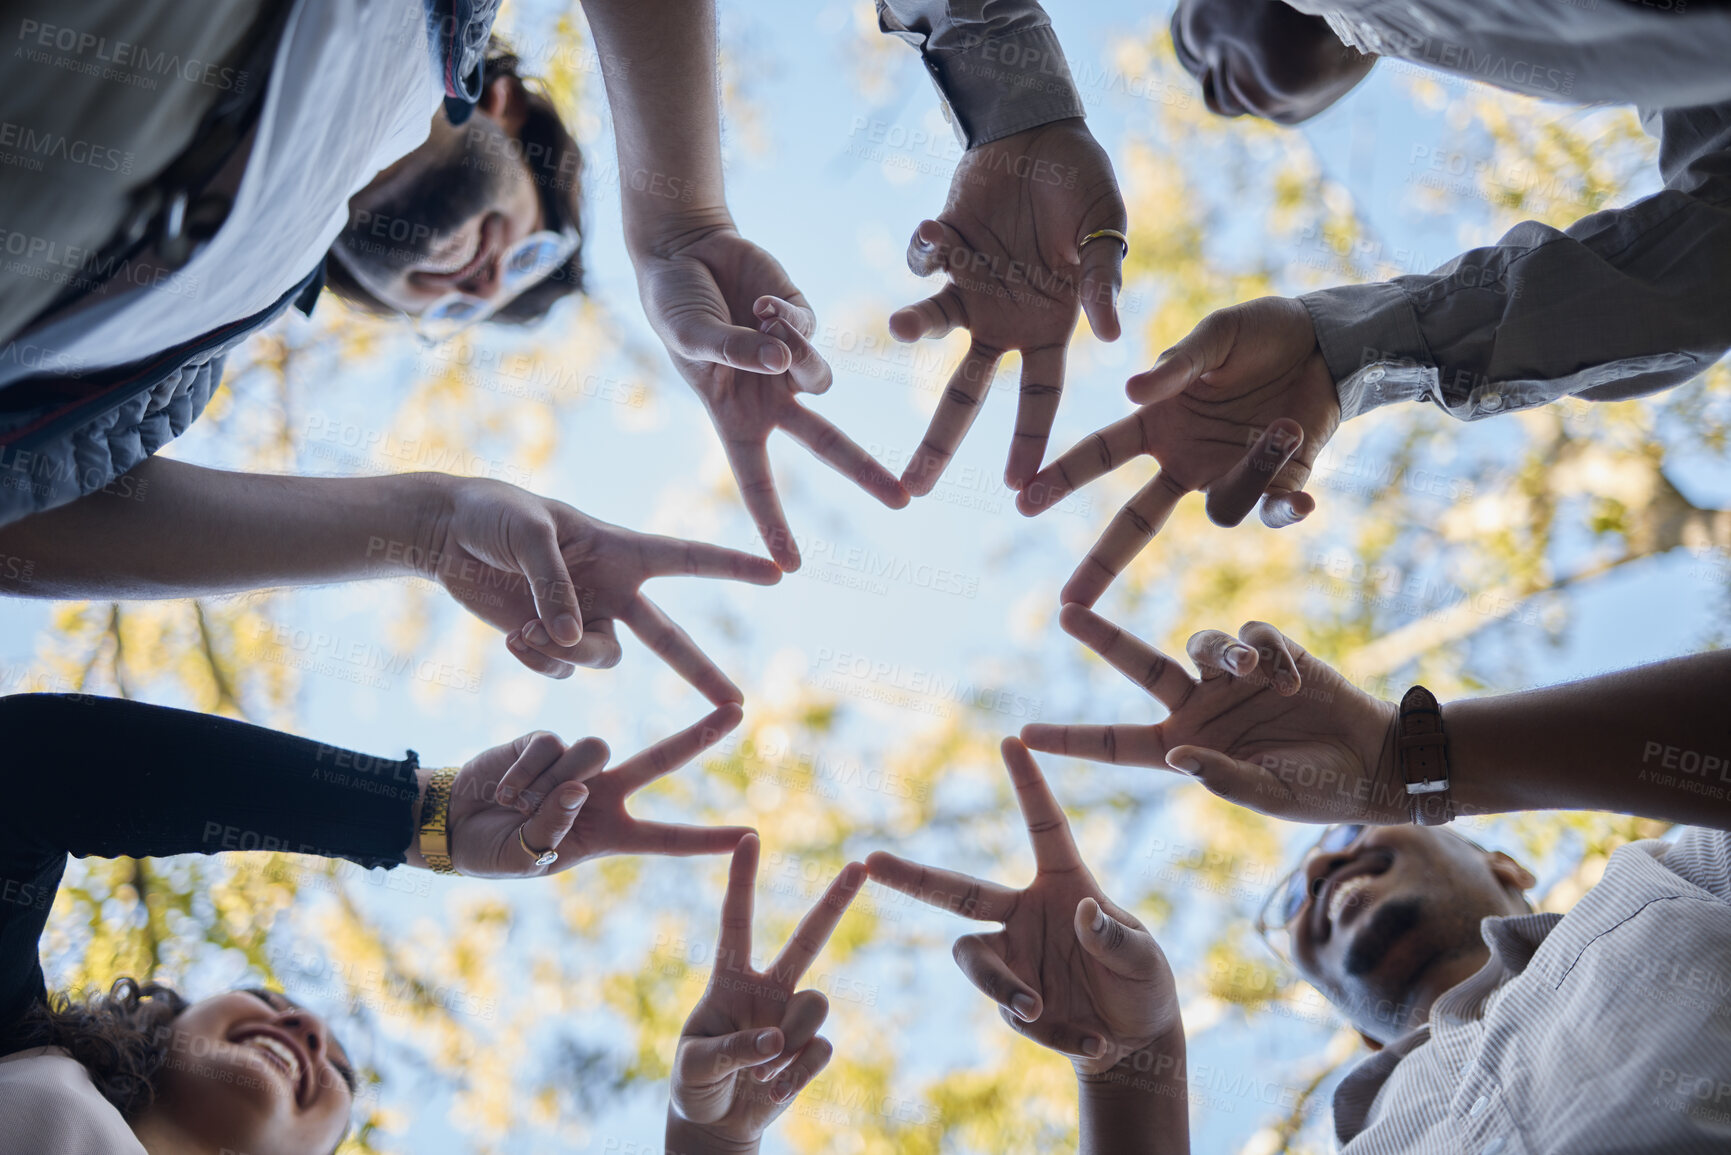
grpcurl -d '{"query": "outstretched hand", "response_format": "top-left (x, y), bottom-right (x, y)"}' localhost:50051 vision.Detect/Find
top-left (866, 738), bottom-right (1179, 1077)
top-left (423, 475), bottom-right (780, 702)
top-left (668, 834), bottom-right (865, 1150)
top-left (631, 218), bottom-right (909, 569)
top-left (434, 705), bottom-right (755, 878)
top-left (891, 119), bottom-right (1127, 496)
top-left (1018, 296), bottom-right (1339, 607)
top-left (1023, 606), bottom-right (1405, 824)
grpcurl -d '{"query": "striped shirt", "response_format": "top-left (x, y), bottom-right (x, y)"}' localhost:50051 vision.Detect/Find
top-left (1335, 827), bottom-right (1731, 1153)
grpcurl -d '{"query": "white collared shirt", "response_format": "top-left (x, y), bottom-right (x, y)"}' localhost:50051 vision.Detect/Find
top-left (1334, 827), bottom-right (1731, 1154)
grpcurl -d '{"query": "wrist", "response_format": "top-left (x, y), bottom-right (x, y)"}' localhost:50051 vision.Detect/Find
top-left (384, 471), bottom-right (456, 582)
top-left (665, 1108), bottom-right (759, 1155)
top-left (402, 763), bottom-right (435, 869)
top-left (1076, 1023), bottom-right (1186, 1096)
top-left (625, 202), bottom-right (735, 262)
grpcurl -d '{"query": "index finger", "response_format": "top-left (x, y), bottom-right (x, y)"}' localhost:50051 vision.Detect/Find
top-left (641, 532), bottom-right (783, 585)
top-left (620, 594), bottom-right (742, 706)
top-left (719, 436), bottom-right (800, 570)
top-left (608, 703), bottom-right (743, 796)
top-left (902, 343), bottom-right (1003, 497)
top-left (863, 850), bottom-right (1017, 922)
top-left (1058, 603), bottom-right (1197, 711)
top-left (1058, 470), bottom-right (1187, 608)
top-left (768, 861), bottom-right (866, 986)
top-left (1000, 738), bottom-right (1083, 874)
top-left (1016, 410), bottom-right (1149, 517)
top-left (717, 832), bottom-right (760, 965)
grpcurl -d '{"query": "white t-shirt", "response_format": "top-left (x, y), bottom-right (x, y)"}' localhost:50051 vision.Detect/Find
top-left (36, 0), bottom-right (442, 375)
top-left (0, 1047), bottom-right (148, 1155)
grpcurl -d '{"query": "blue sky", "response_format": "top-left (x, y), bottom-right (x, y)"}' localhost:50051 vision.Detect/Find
top-left (2, 1), bottom-right (1724, 1151)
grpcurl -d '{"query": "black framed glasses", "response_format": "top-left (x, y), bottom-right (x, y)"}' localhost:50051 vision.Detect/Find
top-left (1254, 823), bottom-right (1367, 947)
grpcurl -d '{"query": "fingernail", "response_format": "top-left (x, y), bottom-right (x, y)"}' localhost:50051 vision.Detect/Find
top-left (505, 633), bottom-right (523, 650)
top-left (1010, 993), bottom-right (1038, 1021)
top-left (1091, 905), bottom-right (1107, 934)
top-left (755, 1029), bottom-right (779, 1054)
top-left (524, 620), bottom-right (551, 647)
top-left (1226, 644), bottom-right (1255, 674)
top-left (560, 786), bottom-right (587, 811)
top-left (760, 345), bottom-right (789, 373)
top-left (497, 785), bottom-right (517, 804)
top-left (553, 614), bottom-right (581, 644)
top-left (1170, 756), bottom-right (1201, 775)
top-left (1082, 1037), bottom-right (1104, 1058)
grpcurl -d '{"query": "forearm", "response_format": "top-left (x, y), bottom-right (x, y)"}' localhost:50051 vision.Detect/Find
top-left (0, 694), bottom-right (422, 868)
top-left (1447, 650), bottom-right (1731, 828)
top-left (579, 0), bottom-right (729, 252)
top-left (0, 457), bottom-right (446, 599)
top-left (1305, 109), bottom-right (1731, 424)
top-left (1077, 1028), bottom-right (1191, 1155)
top-left (664, 1110), bottom-right (758, 1155)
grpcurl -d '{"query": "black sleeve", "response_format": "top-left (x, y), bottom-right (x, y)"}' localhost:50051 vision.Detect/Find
top-left (0, 693), bottom-right (422, 1046)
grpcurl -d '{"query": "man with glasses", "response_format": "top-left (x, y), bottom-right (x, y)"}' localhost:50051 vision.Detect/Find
top-left (1012, 608), bottom-right (1731, 1151)
top-left (0, 8), bottom-right (791, 697)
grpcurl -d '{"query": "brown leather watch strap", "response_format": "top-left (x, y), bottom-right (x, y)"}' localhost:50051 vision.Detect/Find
top-left (1398, 685), bottom-right (1453, 826)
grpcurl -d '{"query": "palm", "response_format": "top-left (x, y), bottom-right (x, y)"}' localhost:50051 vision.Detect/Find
top-left (867, 740), bottom-right (1179, 1078)
top-left (892, 120), bottom-right (1128, 494)
top-left (1020, 297), bottom-right (1341, 607)
top-left (1023, 607), bottom-right (1405, 824)
top-left (636, 226), bottom-right (907, 569)
top-left (1141, 344), bottom-right (1338, 496)
top-left (993, 872), bottom-right (1172, 1075)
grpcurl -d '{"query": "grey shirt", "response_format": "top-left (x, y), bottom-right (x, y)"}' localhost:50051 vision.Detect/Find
top-left (1301, 101), bottom-right (1731, 423)
top-left (876, 0), bottom-right (1085, 147)
top-left (1334, 827), bottom-right (1731, 1154)
top-left (1285, 0), bottom-right (1731, 111)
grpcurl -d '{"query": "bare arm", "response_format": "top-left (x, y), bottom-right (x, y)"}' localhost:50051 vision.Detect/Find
top-left (578, 0), bottom-right (727, 254)
top-left (1026, 609), bottom-right (1731, 831)
top-left (0, 457), bottom-right (435, 599)
top-left (1449, 650), bottom-right (1731, 827)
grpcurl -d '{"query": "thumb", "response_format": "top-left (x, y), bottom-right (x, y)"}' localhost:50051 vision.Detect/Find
top-left (1126, 309), bottom-right (1235, 405)
top-left (522, 782), bottom-right (589, 864)
top-left (1166, 745), bottom-right (1267, 813)
top-left (515, 518), bottom-right (582, 648)
top-left (1074, 897), bottom-right (1155, 980)
top-left (668, 307), bottom-right (793, 375)
top-left (1076, 213), bottom-right (1127, 343)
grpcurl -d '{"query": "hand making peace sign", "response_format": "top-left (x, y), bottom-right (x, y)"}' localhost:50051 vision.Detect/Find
top-left (866, 739), bottom-right (1180, 1077)
top-left (666, 834), bottom-right (865, 1151)
top-left (1022, 606), bottom-right (1406, 825)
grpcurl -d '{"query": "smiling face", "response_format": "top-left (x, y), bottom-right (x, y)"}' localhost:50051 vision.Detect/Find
top-left (138, 989), bottom-right (354, 1154)
top-left (335, 73), bottom-right (545, 316)
top-left (1286, 827), bottom-right (1533, 1042)
top-left (1172, 0), bottom-right (1376, 124)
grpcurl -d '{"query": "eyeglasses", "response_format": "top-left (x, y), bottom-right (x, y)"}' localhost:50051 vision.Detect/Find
top-left (330, 224), bottom-right (580, 344)
top-left (1254, 823), bottom-right (1367, 945)
top-left (413, 226), bottom-right (580, 344)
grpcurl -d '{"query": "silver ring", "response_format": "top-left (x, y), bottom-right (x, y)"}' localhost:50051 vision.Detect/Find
top-left (518, 825), bottom-right (558, 868)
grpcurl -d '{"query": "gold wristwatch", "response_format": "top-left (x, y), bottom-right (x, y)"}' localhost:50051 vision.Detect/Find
top-left (417, 766), bottom-right (461, 874)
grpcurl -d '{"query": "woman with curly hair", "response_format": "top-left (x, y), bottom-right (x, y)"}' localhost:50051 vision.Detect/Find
top-left (0, 693), bottom-right (751, 1152)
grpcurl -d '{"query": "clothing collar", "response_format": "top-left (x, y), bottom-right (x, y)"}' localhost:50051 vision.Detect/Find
top-left (1330, 910), bottom-right (1564, 1145)
top-left (425, 0), bottom-right (503, 125)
